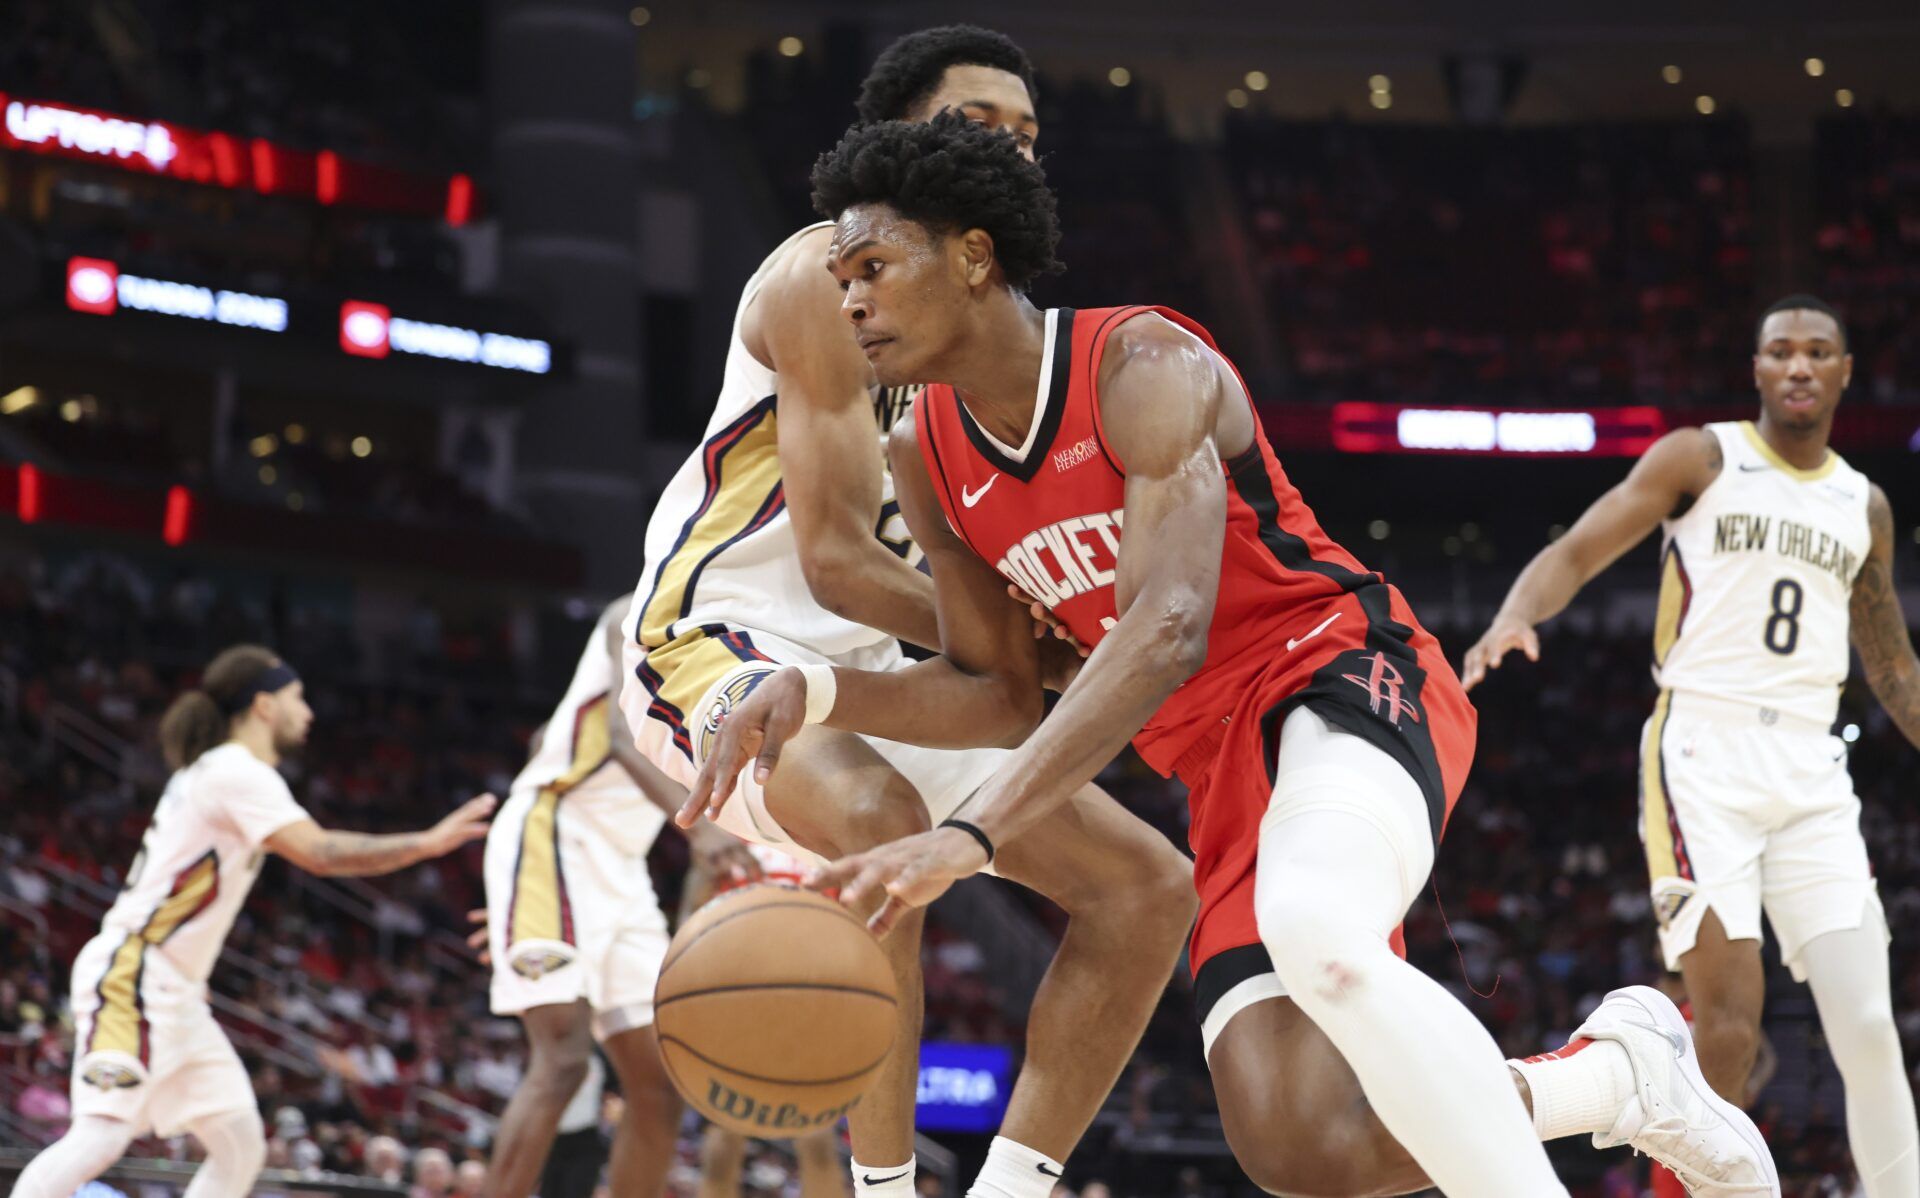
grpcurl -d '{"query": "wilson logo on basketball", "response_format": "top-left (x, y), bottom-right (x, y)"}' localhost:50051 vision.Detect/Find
top-left (1340, 651), bottom-right (1422, 727)
top-left (704, 1081), bottom-right (865, 1132)
top-left (1052, 435), bottom-right (1100, 474)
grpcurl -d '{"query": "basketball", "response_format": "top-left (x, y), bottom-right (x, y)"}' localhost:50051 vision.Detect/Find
top-left (655, 883), bottom-right (899, 1137)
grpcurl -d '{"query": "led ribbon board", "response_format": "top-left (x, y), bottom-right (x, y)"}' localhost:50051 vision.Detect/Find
top-left (1331, 402), bottom-right (1668, 457)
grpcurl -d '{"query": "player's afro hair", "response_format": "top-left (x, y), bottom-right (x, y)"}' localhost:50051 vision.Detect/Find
top-left (811, 110), bottom-right (1064, 293)
top-left (856, 25), bottom-right (1035, 124)
top-left (1757, 293), bottom-right (1848, 350)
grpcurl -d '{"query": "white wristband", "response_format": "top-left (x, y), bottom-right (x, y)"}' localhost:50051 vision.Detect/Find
top-left (794, 664), bottom-right (838, 725)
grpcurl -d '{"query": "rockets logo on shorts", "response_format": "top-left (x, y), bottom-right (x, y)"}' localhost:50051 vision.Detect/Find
top-left (1341, 651), bottom-right (1423, 727)
top-left (80, 1057), bottom-right (144, 1090)
top-left (509, 942), bottom-right (578, 981)
top-left (697, 666), bottom-right (780, 764)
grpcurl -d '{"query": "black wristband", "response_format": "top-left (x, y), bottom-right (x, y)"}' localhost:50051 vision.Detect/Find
top-left (938, 818), bottom-right (995, 865)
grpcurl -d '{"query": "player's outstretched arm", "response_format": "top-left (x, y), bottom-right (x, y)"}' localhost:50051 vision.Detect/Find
top-left (1851, 485), bottom-right (1920, 750)
top-left (1462, 427), bottom-right (1721, 689)
top-left (265, 794), bottom-right (496, 877)
top-left (756, 234), bottom-right (941, 650)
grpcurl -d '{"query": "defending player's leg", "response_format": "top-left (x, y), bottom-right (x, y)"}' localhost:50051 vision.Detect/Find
top-left (697, 1125), bottom-right (749, 1198)
top-left (10, 1115), bottom-right (139, 1198)
top-left (179, 1108), bottom-right (268, 1198)
top-left (1798, 907), bottom-right (1919, 1198)
top-left (601, 1023), bottom-right (682, 1198)
top-left (794, 1128), bottom-right (848, 1198)
top-left (484, 1000), bottom-right (595, 1198)
top-left (1675, 910), bottom-right (1767, 1102)
top-left (975, 782), bottom-right (1194, 1194)
top-left (757, 726), bottom-right (934, 1195)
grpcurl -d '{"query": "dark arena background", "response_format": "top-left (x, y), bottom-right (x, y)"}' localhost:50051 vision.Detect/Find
top-left (2, 1), bottom-right (1919, 1196)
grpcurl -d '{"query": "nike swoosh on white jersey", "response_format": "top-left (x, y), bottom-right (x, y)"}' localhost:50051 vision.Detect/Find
top-left (1287, 611), bottom-right (1342, 651)
top-left (961, 476), bottom-right (999, 507)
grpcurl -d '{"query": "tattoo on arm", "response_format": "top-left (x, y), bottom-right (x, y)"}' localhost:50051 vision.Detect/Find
top-left (1852, 485), bottom-right (1920, 751)
top-left (313, 831), bottom-right (427, 876)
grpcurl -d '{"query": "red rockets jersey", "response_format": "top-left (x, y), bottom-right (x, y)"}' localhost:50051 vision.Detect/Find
top-left (913, 306), bottom-right (1475, 811)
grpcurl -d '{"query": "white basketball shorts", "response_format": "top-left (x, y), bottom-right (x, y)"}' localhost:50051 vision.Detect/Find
top-left (1640, 689), bottom-right (1887, 981)
top-left (68, 934), bottom-right (252, 1136)
top-left (485, 784), bottom-right (672, 1042)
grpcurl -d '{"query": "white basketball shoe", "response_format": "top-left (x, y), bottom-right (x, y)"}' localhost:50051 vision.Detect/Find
top-left (1573, 985), bottom-right (1780, 1197)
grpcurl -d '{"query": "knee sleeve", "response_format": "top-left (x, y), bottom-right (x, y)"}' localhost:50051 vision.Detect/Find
top-left (182, 1108), bottom-right (268, 1198)
top-left (1255, 803), bottom-right (1420, 995)
top-left (11, 1116), bottom-right (137, 1198)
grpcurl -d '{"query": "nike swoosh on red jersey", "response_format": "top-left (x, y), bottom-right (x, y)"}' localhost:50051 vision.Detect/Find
top-left (1286, 611), bottom-right (1342, 652)
top-left (961, 476), bottom-right (999, 507)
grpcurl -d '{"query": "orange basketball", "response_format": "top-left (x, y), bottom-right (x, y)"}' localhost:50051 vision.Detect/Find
top-left (654, 883), bottom-right (899, 1137)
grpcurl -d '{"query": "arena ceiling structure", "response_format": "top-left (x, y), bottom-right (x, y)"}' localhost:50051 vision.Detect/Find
top-left (633, 0), bottom-right (1920, 129)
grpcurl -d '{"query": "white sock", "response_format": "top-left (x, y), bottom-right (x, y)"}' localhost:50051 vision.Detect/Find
top-left (852, 1154), bottom-right (915, 1196)
top-left (1508, 1038), bottom-right (1637, 1140)
top-left (967, 1136), bottom-right (1066, 1198)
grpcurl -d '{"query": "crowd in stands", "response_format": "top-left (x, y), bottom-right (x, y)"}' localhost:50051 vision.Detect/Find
top-left (1221, 115), bottom-right (1758, 405)
top-left (726, 61), bottom-right (1920, 414)
top-left (1814, 109), bottom-right (1920, 405)
top-left (2, 545), bottom-right (1916, 1195)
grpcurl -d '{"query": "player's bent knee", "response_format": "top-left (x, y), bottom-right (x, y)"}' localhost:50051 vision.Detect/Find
top-left (1256, 891), bottom-right (1371, 998)
top-left (1826, 993), bottom-right (1901, 1058)
top-left (526, 1034), bottom-right (593, 1093)
top-left (192, 1108), bottom-right (268, 1184)
top-left (837, 787), bottom-right (932, 852)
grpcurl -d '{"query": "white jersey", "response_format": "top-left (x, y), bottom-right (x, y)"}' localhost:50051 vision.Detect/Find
top-left (95, 743), bottom-right (312, 988)
top-left (625, 222), bottom-right (921, 664)
top-left (1651, 420), bottom-right (1871, 725)
top-left (510, 607), bottom-right (665, 859)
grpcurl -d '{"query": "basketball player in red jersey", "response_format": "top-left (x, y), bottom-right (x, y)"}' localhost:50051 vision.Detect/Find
top-left (686, 114), bottom-right (1780, 1197)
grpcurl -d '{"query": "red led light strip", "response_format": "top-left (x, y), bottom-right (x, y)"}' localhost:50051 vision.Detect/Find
top-left (1, 91), bottom-right (475, 222)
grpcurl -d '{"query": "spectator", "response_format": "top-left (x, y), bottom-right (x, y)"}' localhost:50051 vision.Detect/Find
top-left (364, 1135), bottom-right (407, 1185)
top-left (453, 1159), bottom-right (487, 1198)
top-left (411, 1147), bottom-right (454, 1198)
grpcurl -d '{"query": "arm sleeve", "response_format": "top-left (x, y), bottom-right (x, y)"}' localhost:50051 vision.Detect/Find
top-left (213, 757), bottom-right (313, 847)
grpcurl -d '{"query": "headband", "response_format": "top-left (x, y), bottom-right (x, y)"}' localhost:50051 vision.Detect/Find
top-left (218, 663), bottom-right (301, 717)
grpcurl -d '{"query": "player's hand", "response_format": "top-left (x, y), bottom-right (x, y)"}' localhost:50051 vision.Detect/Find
top-left (679, 668), bottom-right (808, 828)
top-left (687, 822), bottom-right (763, 886)
top-left (425, 793), bottom-right (496, 857)
top-left (465, 908), bottom-right (491, 965)
top-left (1460, 615), bottom-right (1541, 691)
top-left (807, 826), bottom-right (990, 937)
top-left (1010, 584), bottom-right (1089, 657)
top-left (1037, 632), bottom-right (1087, 692)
